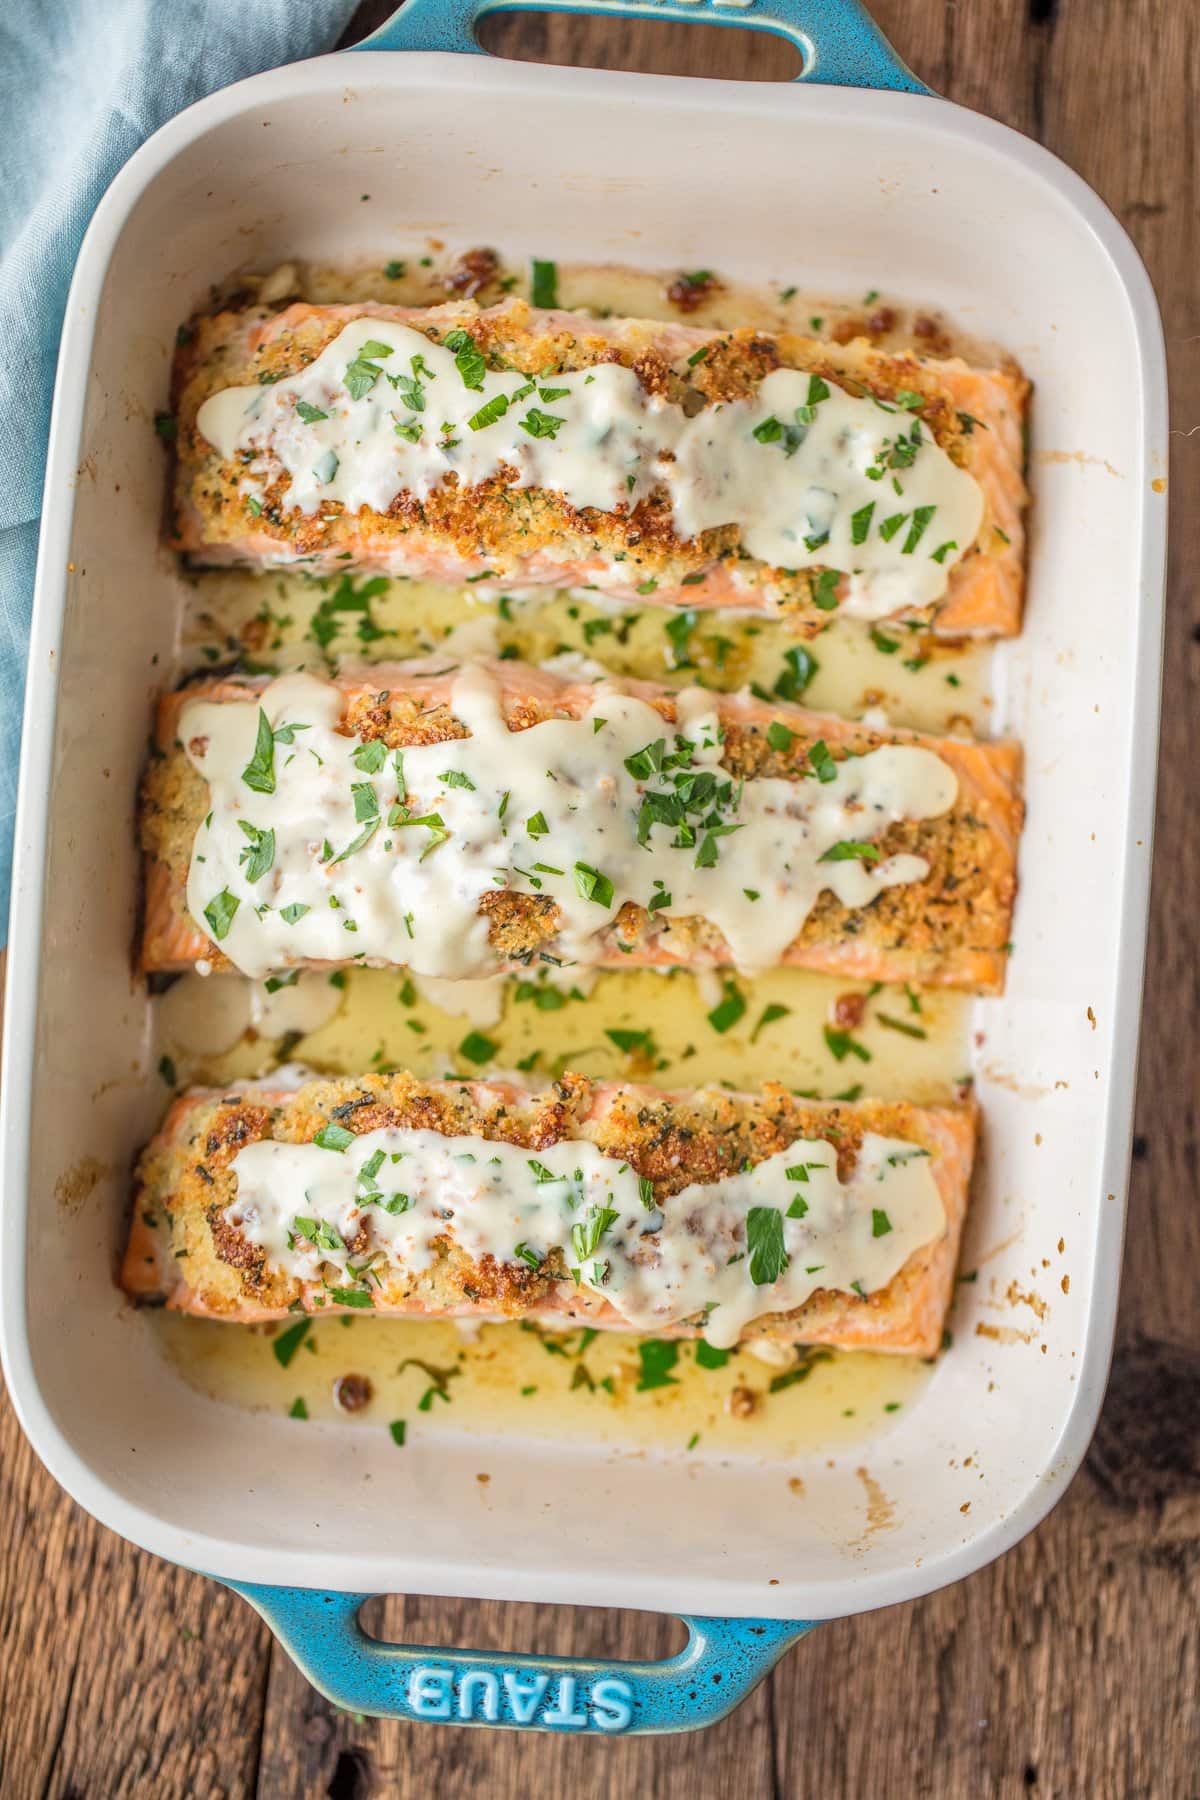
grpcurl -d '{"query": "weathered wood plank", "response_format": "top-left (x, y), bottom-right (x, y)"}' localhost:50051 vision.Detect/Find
top-left (0, 1377), bottom-right (272, 1799)
top-left (1, 1), bottom-right (1196, 1795)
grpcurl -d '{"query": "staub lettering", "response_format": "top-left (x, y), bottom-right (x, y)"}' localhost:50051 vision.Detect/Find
top-left (407, 1665), bottom-right (634, 1732)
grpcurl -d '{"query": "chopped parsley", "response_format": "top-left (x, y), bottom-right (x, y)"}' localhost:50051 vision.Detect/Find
top-left (850, 501), bottom-right (875, 546)
top-left (574, 862), bottom-right (614, 907)
top-left (769, 1348), bottom-right (832, 1392)
top-left (468, 392), bottom-right (509, 431)
top-left (519, 407), bottom-right (566, 440)
top-left (359, 1149), bottom-right (386, 1184)
top-left (313, 1122), bottom-right (355, 1152)
top-left (811, 570), bottom-right (841, 612)
top-left (236, 821), bottom-right (275, 883)
top-left (773, 644), bottom-right (818, 700)
top-left (818, 839), bottom-right (881, 864)
top-left (271, 1318), bottom-right (311, 1368)
top-left (351, 782), bottom-right (379, 824)
top-left (458, 1031), bottom-right (497, 1065)
top-left (823, 1025), bottom-right (872, 1064)
top-left (636, 1340), bottom-right (680, 1391)
top-left (308, 574), bottom-right (389, 653)
top-left (570, 1204), bottom-right (618, 1270)
top-left (746, 1206), bottom-right (788, 1286)
top-left (328, 819), bottom-right (380, 864)
top-left (624, 737), bottom-right (666, 781)
top-left (203, 889), bottom-right (239, 941)
top-left (750, 1002), bottom-right (790, 1044)
top-left (530, 259), bottom-right (558, 308)
top-left (343, 338), bottom-right (394, 400)
top-left (877, 1012), bottom-right (927, 1040)
top-left (707, 979), bottom-right (746, 1035)
top-left (390, 367), bottom-right (427, 412)
top-left (902, 504), bottom-right (936, 554)
top-left (241, 709), bottom-right (277, 795)
top-left (664, 609), bottom-right (698, 668)
top-left (514, 977), bottom-right (570, 1011)
top-left (292, 1216), bottom-right (344, 1253)
top-left (388, 809), bottom-right (448, 860)
top-left (442, 329), bottom-right (487, 390)
top-left (807, 739), bottom-right (837, 783)
top-left (352, 739), bottom-right (387, 774)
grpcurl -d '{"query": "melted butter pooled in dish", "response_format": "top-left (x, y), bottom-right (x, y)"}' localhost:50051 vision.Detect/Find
top-left (181, 666), bottom-right (958, 981)
top-left (228, 1127), bottom-right (945, 1349)
top-left (197, 319), bottom-right (984, 620)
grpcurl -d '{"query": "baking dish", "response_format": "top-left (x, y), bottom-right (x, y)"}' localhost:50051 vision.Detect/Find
top-left (0, 0), bottom-right (1167, 1734)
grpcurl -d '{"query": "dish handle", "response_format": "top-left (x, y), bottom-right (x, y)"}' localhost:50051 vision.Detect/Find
top-left (224, 1581), bottom-right (815, 1733)
top-left (349, 0), bottom-right (929, 93)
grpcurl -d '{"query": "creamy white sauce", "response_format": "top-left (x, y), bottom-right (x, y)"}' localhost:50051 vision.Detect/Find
top-left (228, 1125), bottom-right (945, 1347)
top-left (197, 317), bottom-right (983, 615)
top-left (158, 972), bottom-right (254, 1058)
top-left (157, 969), bottom-right (342, 1056)
top-left (409, 972), bottom-right (508, 1028)
top-left (249, 970), bottom-right (345, 1039)
top-left (180, 666), bottom-right (956, 981)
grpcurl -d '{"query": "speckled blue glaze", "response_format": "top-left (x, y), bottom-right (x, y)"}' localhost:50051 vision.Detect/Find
top-left (351, 0), bottom-right (930, 93)
top-left (226, 1583), bottom-right (814, 1733)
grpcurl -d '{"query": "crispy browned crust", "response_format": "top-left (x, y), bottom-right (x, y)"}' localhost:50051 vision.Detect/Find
top-left (139, 659), bottom-right (1022, 993)
top-left (121, 1073), bottom-right (975, 1355)
top-left (168, 299), bottom-right (1029, 633)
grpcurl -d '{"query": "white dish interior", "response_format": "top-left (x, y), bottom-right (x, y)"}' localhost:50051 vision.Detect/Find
top-left (0, 53), bottom-right (1166, 1620)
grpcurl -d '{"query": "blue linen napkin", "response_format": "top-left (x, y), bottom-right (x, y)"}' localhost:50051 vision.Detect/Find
top-left (0, 0), bottom-right (360, 939)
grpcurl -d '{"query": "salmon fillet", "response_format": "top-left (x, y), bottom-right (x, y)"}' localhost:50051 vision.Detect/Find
top-left (169, 298), bottom-right (1028, 638)
top-left (120, 1071), bottom-right (975, 1356)
top-left (140, 657), bottom-right (1022, 991)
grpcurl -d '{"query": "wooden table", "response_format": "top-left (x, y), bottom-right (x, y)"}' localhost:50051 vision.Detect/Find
top-left (2, 2), bottom-right (1196, 1793)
